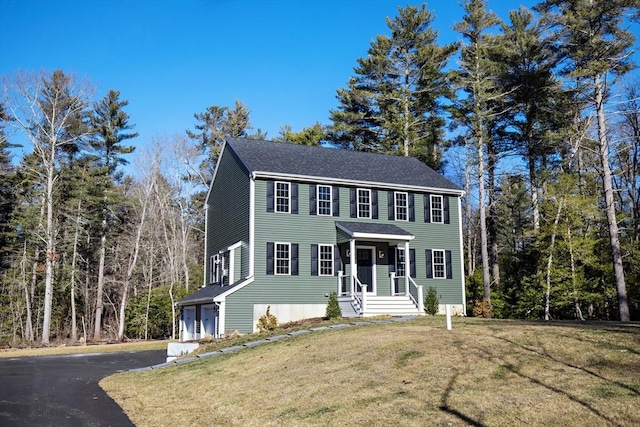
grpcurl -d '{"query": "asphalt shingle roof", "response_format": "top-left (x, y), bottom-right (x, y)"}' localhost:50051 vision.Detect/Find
top-left (227, 138), bottom-right (461, 191)
top-left (178, 284), bottom-right (229, 306)
top-left (336, 221), bottom-right (414, 237)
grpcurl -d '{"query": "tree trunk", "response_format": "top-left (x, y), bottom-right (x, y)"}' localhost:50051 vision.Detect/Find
top-left (545, 198), bottom-right (563, 321)
top-left (20, 241), bottom-right (34, 342)
top-left (478, 135), bottom-right (491, 302)
top-left (94, 231), bottom-right (106, 340)
top-left (487, 141), bottom-right (500, 288)
top-left (42, 142), bottom-right (56, 344)
top-left (529, 156), bottom-right (540, 231)
top-left (465, 152), bottom-right (474, 276)
top-left (594, 74), bottom-right (629, 321)
top-left (69, 200), bottom-right (82, 342)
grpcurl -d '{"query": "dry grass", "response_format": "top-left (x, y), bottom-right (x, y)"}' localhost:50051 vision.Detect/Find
top-left (100, 317), bottom-right (640, 426)
top-left (0, 339), bottom-right (168, 358)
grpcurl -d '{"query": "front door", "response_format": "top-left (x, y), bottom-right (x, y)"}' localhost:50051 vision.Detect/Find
top-left (357, 247), bottom-right (375, 294)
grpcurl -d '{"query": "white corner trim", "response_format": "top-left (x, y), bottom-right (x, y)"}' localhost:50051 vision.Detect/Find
top-left (249, 177), bottom-right (255, 278)
top-left (457, 196), bottom-right (466, 315)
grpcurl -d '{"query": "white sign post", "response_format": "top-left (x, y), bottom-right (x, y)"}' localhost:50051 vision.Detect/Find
top-left (445, 304), bottom-right (452, 330)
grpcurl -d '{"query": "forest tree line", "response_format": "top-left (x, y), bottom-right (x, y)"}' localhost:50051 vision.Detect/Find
top-left (1, 0), bottom-right (638, 345)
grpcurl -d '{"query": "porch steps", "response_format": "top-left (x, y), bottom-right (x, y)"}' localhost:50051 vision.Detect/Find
top-left (364, 296), bottom-right (421, 317)
top-left (338, 295), bottom-right (421, 317)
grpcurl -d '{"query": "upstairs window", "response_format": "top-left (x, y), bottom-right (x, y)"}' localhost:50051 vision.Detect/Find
top-left (430, 195), bottom-right (443, 224)
top-left (276, 182), bottom-right (290, 213)
top-left (318, 185), bottom-right (332, 216)
top-left (357, 188), bottom-right (371, 219)
top-left (395, 192), bottom-right (408, 221)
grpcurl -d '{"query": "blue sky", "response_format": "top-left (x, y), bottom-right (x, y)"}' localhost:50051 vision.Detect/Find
top-left (0, 0), bottom-right (583, 161)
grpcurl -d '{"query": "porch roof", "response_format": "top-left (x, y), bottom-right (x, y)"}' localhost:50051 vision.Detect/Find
top-left (335, 221), bottom-right (415, 243)
top-left (177, 284), bottom-right (227, 306)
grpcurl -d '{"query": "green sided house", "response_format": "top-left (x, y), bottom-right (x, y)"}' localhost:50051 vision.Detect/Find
top-left (177, 137), bottom-right (466, 340)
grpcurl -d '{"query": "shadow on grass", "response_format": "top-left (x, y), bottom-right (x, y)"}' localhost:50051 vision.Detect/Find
top-left (439, 371), bottom-right (487, 427)
top-left (492, 334), bottom-right (640, 396)
top-left (469, 333), bottom-right (627, 425)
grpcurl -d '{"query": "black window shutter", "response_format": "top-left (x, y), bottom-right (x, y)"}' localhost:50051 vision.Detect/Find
top-left (350, 188), bottom-right (356, 218)
top-left (311, 244), bottom-right (318, 276)
top-left (426, 249), bottom-right (433, 278)
top-left (388, 191), bottom-right (394, 220)
top-left (267, 181), bottom-right (274, 213)
top-left (424, 194), bottom-right (431, 223)
top-left (334, 244), bottom-right (342, 275)
top-left (266, 242), bottom-right (274, 275)
top-left (291, 183), bottom-right (298, 214)
top-left (332, 187), bottom-right (340, 217)
top-left (291, 243), bottom-right (299, 275)
top-left (410, 249), bottom-right (416, 278)
top-left (372, 190), bottom-right (379, 219)
top-left (309, 184), bottom-right (317, 215)
top-left (444, 196), bottom-right (450, 224)
top-left (446, 250), bottom-right (452, 279)
top-left (388, 246), bottom-right (396, 273)
top-left (409, 193), bottom-right (415, 222)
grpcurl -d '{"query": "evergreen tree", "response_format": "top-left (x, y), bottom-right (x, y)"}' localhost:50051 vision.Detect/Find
top-left (328, 4), bottom-right (456, 170)
top-left (89, 89), bottom-right (138, 340)
top-left (452, 0), bottom-right (502, 306)
top-left (276, 122), bottom-right (325, 146)
top-left (537, 0), bottom-right (638, 321)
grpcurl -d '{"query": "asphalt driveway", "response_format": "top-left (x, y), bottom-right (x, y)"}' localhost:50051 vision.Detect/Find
top-left (0, 349), bottom-right (166, 427)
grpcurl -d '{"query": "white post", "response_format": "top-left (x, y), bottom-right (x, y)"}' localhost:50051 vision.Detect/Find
top-left (445, 304), bottom-right (452, 330)
top-left (417, 285), bottom-right (424, 313)
top-left (337, 270), bottom-right (343, 295)
top-left (361, 284), bottom-right (367, 314)
top-left (404, 241), bottom-right (410, 296)
top-left (390, 272), bottom-right (396, 295)
top-left (350, 239), bottom-right (356, 294)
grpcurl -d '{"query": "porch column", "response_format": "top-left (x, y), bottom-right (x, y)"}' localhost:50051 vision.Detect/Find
top-left (349, 239), bottom-right (356, 294)
top-left (404, 241), bottom-right (410, 296)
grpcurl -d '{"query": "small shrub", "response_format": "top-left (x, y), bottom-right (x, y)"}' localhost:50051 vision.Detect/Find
top-left (472, 299), bottom-right (493, 318)
top-left (424, 287), bottom-right (439, 316)
top-left (256, 306), bottom-right (278, 332)
top-left (326, 291), bottom-right (342, 319)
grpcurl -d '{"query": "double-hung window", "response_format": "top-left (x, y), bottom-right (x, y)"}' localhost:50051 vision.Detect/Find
top-left (319, 244), bottom-right (334, 276)
top-left (432, 249), bottom-right (445, 278)
top-left (430, 195), bottom-right (443, 224)
top-left (357, 188), bottom-right (371, 219)
top-left (318, 185), bottom-right (332, 216)
top-left (275, 243), bottom-right (290, 275)
top-left (210, 254), bottom-right (220, 284)
top-left (396, 248), bottom-right (406, 277)
top-left (276, 181), bottom-right (290, 213)
top-left (395, 192), bottom-right (408, 221)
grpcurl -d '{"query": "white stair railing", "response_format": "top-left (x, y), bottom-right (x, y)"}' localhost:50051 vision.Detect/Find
top-left (407, 277), bottom-right (424, 313)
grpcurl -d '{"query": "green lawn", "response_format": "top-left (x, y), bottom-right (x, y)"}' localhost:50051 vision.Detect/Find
top-left (100, 317), bottom-right (640, 426)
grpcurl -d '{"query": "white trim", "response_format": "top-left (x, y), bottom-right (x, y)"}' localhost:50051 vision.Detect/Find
top-left (214, 277), bottom-right (255, 301)
top-left (228, 248), bottom-right (235, 284)
top-left (356, 245), bottom-right (377, 295)
top-left (317, 184), bottom-right (332, 216)
top-left (249, 178), bottom-right (255, 278)
top-left (394, 191), bottom-right (409, 222)
top-left (357, 188), bottom-right (372, 219)
top-left (252, 171), bottom-right (465, 196)
top-left (458, 196), bottom-right (466, 314)
top-left (275, 181), bottom-right (291, 213)
top-left (430, 194), bottom-right (444, 224)
top-left (203, 205), bottom-right (209, 288)
top-left (218, 301), bottom-right (226, 338)
top-left (274, 242), bottom-right (291, 275)
top-left (431, 249), bottom-right (446, 279)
